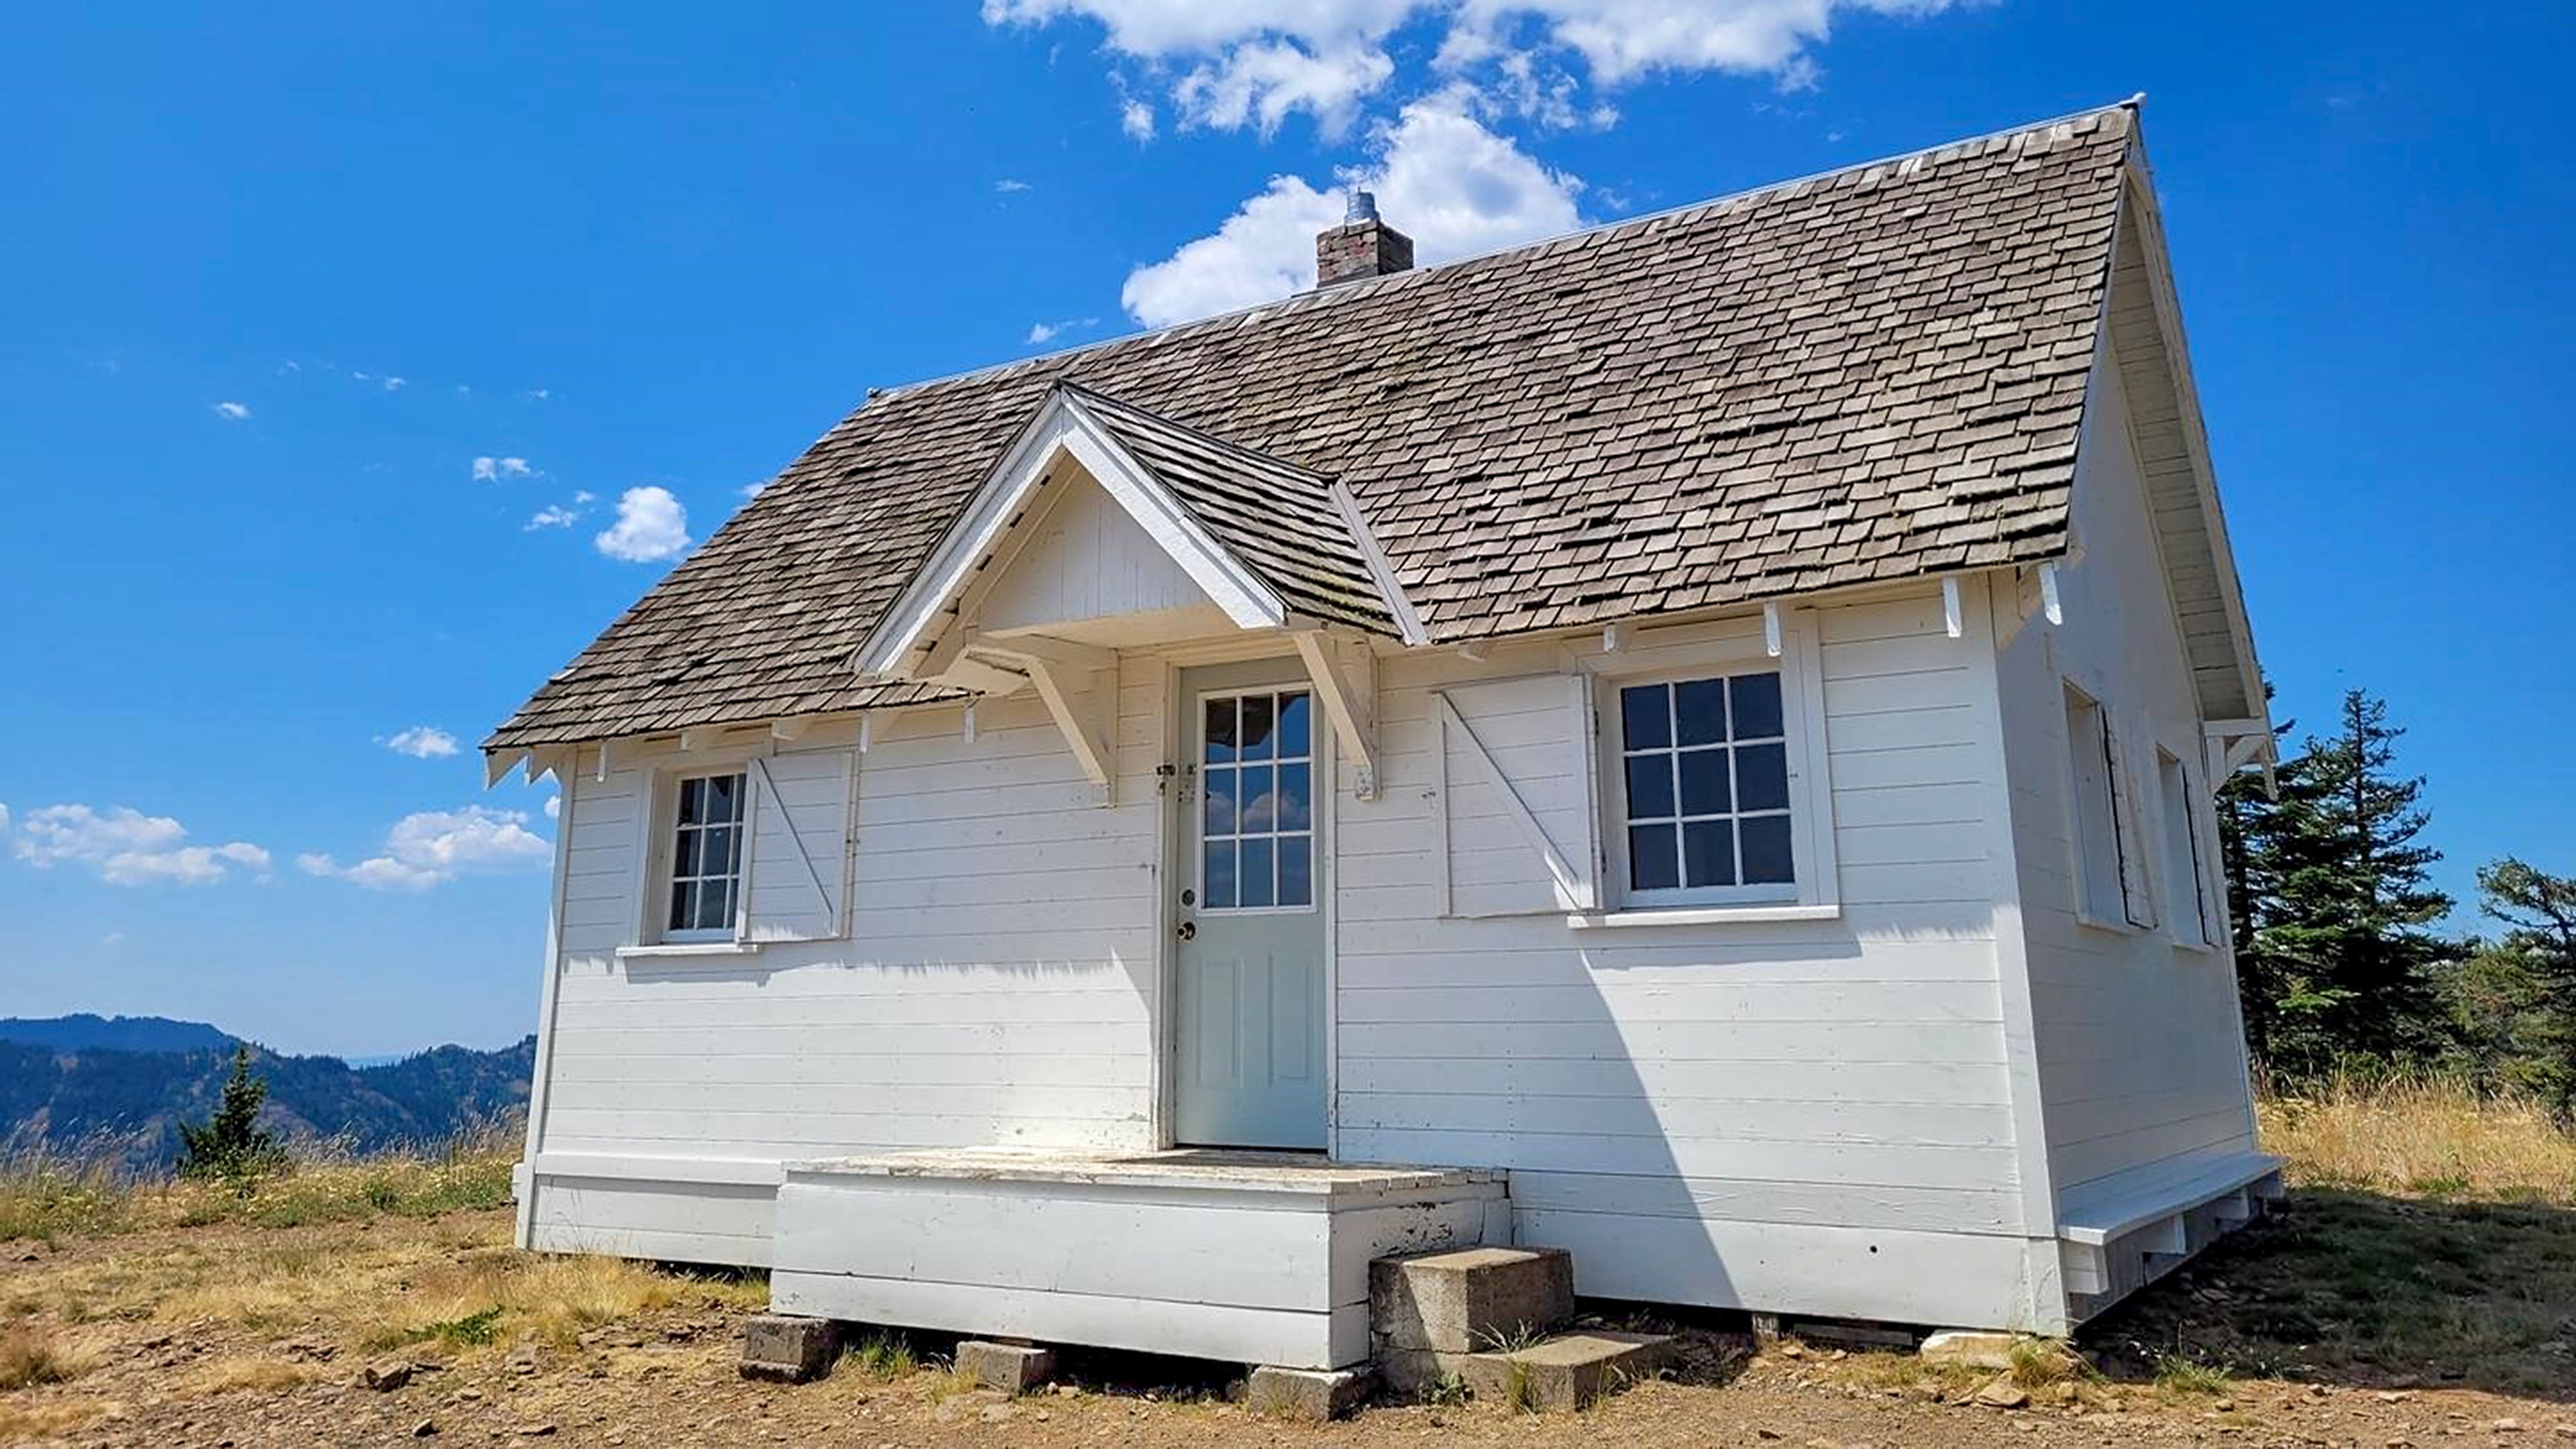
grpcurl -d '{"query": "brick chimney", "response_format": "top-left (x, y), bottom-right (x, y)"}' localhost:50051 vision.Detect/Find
top-left (1315, 191), bottom-right (1413, 288)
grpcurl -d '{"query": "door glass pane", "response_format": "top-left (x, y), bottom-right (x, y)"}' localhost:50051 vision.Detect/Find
top-left (1238, 837), bottom-right (1275, 908)
top-left (1278, 834), bottom-right (1312, 906)
top-left (1277, 763), bottom-right (1311, 832)
top-left (1619, 684), bottom-right (1670, 750)
top-left (1201, 840), bottom-right (1236, 908)
top-left (1238, 764), bottom-right (1275, 833)
top-left (1204, 698), bottom-right (1238, 763)
top-left (1624, 755), bottom-right (1674, 819)
top-left (1677, 749), bottom-right (1731, 816)
top-left (1674, 678), bottom-right (1728, 746)
top-left (1240, 694), bottom-right (1277, 760)
top-left (1628, 823), bottom-right (1679, 890)
top-left (1202, 765), bottom-right (1237, 835)
top-left (1682, 819), bottom-right (1737, 888)
top-left (1277, 692), bottom-right (1311, 758)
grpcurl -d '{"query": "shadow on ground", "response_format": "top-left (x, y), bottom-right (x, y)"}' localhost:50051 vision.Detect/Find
top-left (2083, 1188), bottom-right (2576, 1400)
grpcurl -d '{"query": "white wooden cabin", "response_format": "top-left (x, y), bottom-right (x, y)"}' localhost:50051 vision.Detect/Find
top-left (486, 102), bottom-right (2279, 1366)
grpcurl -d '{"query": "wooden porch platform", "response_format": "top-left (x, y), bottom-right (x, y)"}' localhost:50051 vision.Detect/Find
top-left (767, 1147), bottom-right (1509, 1368)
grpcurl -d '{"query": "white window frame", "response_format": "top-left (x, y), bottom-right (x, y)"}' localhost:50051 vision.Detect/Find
top-left (643, 765), bottom-right (754, 946)
top-left (2155, 744), bottom-right (2217, 951)
top-left (2061, 680), bottom-right (2147, 933)
top-left (1584, 621), bottom-right (1838, 922)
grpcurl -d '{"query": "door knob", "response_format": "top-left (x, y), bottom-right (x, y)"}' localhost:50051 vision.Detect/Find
top-left (1176, 920), bottom-right (1197, 941)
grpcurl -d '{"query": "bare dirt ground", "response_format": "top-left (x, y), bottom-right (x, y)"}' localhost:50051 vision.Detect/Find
top-left (7, 1195), bottom-right (2574, 1448)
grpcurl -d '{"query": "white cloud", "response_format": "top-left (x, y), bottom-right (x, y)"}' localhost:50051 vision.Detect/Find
top-left (0, 804), bottom-right (9, 833)
top-left (595, 486), bottom-right (692, 562)
top-left (12, 804), bottom-right (272, 887)
top-left (299, 805), bottom-right (551, 892)
top-left (543, 795), bottom-right (561, 820)
top-left (573, 490), bottom-right (596, 504)
top-left (995, 177), bottom-right (1034, 193)
top-left (989, 1), bottom-right (1975, 133)
top-left (382, 376), bottom-right (407, 391)
top-left (381, 726), bottom-right (460, 759)
top-left (525, 504), bottom-right (582, 531)
top-left (1024, 316), bottom-right (1102, 346)
top-left (213, 401), bottom-right (250, 421)
top-left (739, 480), bottom-right (773, 500)
top-left (472, 455), bottom-right (534, 482)
top-left (101, 930), bottom-right (125, 947)
top-left (1121, 91), bottom-right (1582, 326)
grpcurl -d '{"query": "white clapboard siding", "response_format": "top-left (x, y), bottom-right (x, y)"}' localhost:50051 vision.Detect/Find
top-left (1996, 343), bottom-right (2262, 1223)
top-left (530, 667), bottom-right (1168, 1236)
top-left (1332, 598), bottom-right (2029, 1313)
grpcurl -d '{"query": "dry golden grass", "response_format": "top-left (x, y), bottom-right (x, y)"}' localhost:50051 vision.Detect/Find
top-left (362, 1248), bottom-right (763, 1352)
top-left (0, 1397), bottom-right (113, 1441)
top-left (0, 1321), bottom-right (99, 1391)
top-left (2258, 1073), bottom-right (2576, 1203)
top-left (0, 1128), bottom-right (517, 1244)
top-left (181, 1355), bottom-right (324, 1395)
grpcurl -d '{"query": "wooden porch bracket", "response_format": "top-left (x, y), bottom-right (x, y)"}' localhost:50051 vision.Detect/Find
top-left (1291, 629), bottom-right (1378, 801)
top-left (977, 636), bottom-right (1118, 806)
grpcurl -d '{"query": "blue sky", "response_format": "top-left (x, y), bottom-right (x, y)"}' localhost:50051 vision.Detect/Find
top-left (1, 3), bottom-right (2567, 1056)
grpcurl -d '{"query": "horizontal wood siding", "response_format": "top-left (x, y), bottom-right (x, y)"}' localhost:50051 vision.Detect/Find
top-left (534, 664), bottom-right (1168, 1238)
top-left (1997, 341), bottom-right (2261, 1225)
top-left (1336, 602), bottom-right (2027, 1320)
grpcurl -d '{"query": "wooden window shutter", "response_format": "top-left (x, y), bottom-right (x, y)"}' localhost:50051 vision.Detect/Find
top-left (2103, 718), bottom-right (2157, 930)
top-left (1431, 674), bottom-right (1602, 916)
top-left (745, 750), bottom-right (853, 942)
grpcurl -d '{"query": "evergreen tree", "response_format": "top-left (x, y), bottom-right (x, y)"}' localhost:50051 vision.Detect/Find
top-left (178, 1044), bottom-right (285, 1183)
top-left (2465, 857), bottom-right (2576, 1118)
top-left (2222, 689), bottom-right (2451, 1079)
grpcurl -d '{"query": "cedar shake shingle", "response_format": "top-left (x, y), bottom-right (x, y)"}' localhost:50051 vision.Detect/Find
top-left (488, 104), bottom-right (2137, 752)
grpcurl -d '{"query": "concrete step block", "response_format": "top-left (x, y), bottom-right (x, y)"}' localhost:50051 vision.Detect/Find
top-left (1369, 1246), bottom-right (1575, 1354)
top-left (956, 1340), bottom-right (1056, 1393)
top-left (1245, 1364), bottom-right (1376, 1421)
top-left (739, 1314), bottom-right (843, 1383)
top-left (1457, 1330), bottom-right (1674, 1411)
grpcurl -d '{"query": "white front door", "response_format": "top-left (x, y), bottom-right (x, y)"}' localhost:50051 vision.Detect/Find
top-left (1174, 662), bottom-right (1327, 1150)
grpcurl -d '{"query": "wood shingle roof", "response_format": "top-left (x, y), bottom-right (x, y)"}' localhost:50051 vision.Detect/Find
top-left (489, 103), bottom-right (2139, 752)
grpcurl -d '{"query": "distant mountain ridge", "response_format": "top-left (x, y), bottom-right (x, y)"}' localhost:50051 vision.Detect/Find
top-left (0, 1014), bottom-right (239, 1055)
top-left (0, 1016), bottom-right (533, 1170)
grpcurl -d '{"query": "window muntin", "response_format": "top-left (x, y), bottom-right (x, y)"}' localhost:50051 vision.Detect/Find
top-left (1616, 672), bottom-right (1794, 899)
top-left (2157, 747), bottom-right (2212, 946)
top-left (665, 771), bottom-right (747, 937)
top-left (1199, 689), bottom-right (1315, 912)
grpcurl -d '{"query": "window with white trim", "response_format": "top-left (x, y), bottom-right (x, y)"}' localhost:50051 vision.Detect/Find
top-left (1608, 670), bottom-right (1796, 905)
top-left (2156, 747), bottom-right (2214, 947)
top-left (662, 771), bottom-right (747, 939)
top-left (2063, 684), bottom-right (2143, 927)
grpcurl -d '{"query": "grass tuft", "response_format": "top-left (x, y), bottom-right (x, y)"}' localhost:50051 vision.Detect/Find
top-left (845, 1333), bottom-right (918, 1379)
top-left (2260, 1073), bottom-right (2576, 1202)
top-left (2151, 1352), bottom-right (2233, 1396)
top-left (0, 1322), bottom-right (92, 1391)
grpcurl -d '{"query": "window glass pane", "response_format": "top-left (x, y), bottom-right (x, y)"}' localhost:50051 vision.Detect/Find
top-left (706, 773), bottom-right (741, 822)
top-left (1240, 694), bottom-right (1277, 761)
top-left (710, 826), bottom-right (740, 875)
top-left (1739, 815), bottom-right (1794, 885)
top-left (1278, 834), bottom-right (1312, 906)
top-left (667, 880), bottom-right (696, 932)
top-left (677, 777), bottom-right (704, 825)
top-left (1678, 749), bottom-right (1731, 816)
top-left (1674, 678), bottom-right (1728, 746)
top-left (1729, 672), bottom-right (1784, 740)
top-left (1619, 684), bottom-right (1670, 751)
top-left (673, 828), bottom-right (702, 878)
top-left (1735, 743), bottom-right (1790, 812)
top-left (1204, 698), bottom-right (1237, 763)
top-left (1628, 823), bottom-right (1680, 891)
top-left (1202, 765), bottom-right (1237, 837)
top-left (1278, 692), bottom-right (1311, 759)
top-left (1277, 763), bottom-right (1312, 833)
top-left (1682, 820), bottom-right (1737, 888)
top-left (697, 879), bottom-right (733, 931)
top-left (1239, 837), bottom-right (1275, 908)
top-left (1239, 764), bottom-right (1276, 833)
top-left (1201, 840), bottom-right (1236, 908)
top-left (1623, 754), bottom-right (1675, 820)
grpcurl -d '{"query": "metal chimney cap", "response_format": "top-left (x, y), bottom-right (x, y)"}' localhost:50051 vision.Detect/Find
top-left (1345, 190), bottom-right (1379, 225)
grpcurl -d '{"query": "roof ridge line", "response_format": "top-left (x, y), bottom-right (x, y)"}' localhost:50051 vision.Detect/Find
top-left (868, 98), bottom-right (2144, 406)
top-left (1056, 380), bottom-right (1335, 486)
